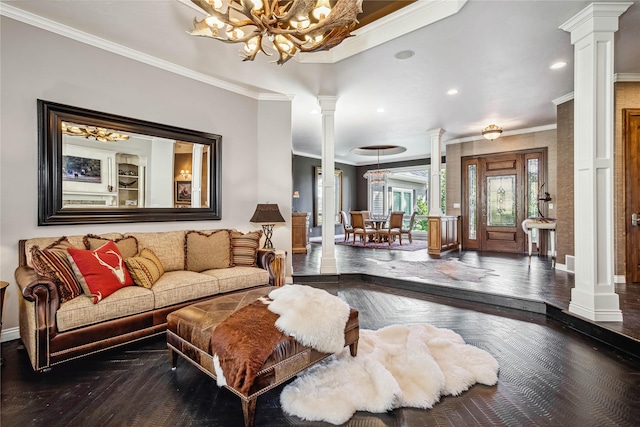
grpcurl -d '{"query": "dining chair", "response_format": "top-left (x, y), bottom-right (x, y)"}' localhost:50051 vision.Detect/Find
top-left (350, 211), bottom-right (377, 246)
top-left (377, 211), bottom-right (404, 246)
top-left (340, 210), bottom-right (353, 242)
top-left (361, 211), bottom-right (375, 230)
top-left (400, 211), bottom-right (417, 243)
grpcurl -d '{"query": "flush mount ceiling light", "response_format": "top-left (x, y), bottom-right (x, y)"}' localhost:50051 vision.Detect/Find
top-left (550, 61), bottom-right (567, 70)
top-left (189, 0), bottom-right (363, 65)
top-left (447, 88), bottom-right (459, 95)
top-left (61, 122), bottom-right (129, 142)
top-left (482, 124), bottom-right (503, 141)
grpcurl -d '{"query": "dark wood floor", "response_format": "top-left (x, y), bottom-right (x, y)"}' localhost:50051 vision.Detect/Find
top-left (3, 243), bottom-right (640, 426)
top-left (2, 281), bottom-right (640, 427)
top-left (294, 241), bottom-right (640, 345)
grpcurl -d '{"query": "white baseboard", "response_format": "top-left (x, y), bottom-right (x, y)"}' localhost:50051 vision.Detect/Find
top-left (614, 275), bottom-right (626, 284)
top-left (1, 326), bottom-right (20, 343)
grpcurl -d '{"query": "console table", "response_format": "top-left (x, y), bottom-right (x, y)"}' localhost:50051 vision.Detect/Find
top-left (522, 218), bottom-right (557, 266)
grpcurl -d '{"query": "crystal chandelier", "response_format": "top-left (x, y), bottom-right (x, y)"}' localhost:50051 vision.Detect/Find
top-left (61, 122), bottom-right (129, 142)
top-left (189, 0), bottom-right (363, 64)
top-left (363, 148), bottom-right (389, 185)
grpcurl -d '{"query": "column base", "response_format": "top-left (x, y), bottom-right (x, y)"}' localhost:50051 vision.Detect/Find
top-left (320, 256), bottom-right (338, 274)
top-left (569, 288), bottom-right (623, 322)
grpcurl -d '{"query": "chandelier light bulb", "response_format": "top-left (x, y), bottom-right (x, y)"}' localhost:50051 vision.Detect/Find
top-left (250, 0), bottom-right (264, 11)
top-left (313, 0), bottom-right (332, 20)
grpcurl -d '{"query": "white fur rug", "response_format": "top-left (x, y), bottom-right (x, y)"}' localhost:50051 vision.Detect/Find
top-left (267, 285), bottom-right (350, 353)
top-left (280, 323), bottom-right (500, 425)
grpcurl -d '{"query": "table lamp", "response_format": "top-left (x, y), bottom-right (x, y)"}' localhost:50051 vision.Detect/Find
top-left (250, 203), bottom-right (285, 249)
top-left (292, 191), bottom-right (300, 212)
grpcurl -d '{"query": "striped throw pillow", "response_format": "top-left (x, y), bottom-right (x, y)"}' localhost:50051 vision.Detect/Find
top-left (30, 237), bottom-right (83, 303)
top-left (125, 248), bottom-right (165, 289)
top-left (231, 230), bottom-right (262, 267)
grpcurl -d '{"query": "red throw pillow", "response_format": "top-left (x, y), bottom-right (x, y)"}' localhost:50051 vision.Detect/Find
top-left (67, 240), bottom-right (134, 304)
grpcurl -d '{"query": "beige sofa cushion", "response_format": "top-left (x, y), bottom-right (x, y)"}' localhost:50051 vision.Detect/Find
top-left (125, 231), bottom-right (185, 272)
top-left (83, 234), bottom-right (138, 259)
top-left (57, 286), bottom-right (154, 332)
top-left (201, 266), bottom-right (269, 294)
top-left (151, 270), bottom-right (220, 309)
top-left (185, 230), bottom-right (232, 272)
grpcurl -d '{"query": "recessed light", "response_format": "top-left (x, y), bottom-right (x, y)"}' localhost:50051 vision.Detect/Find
top-left (377, 107), bottom-right (385, 113)
top-left (447, 89), bottom-right (459, 95)
top-left (550, 61), bottom-right (567, 70)
top-left (310, 109), bottom-right (319, 114)
top-left (394, 50), bottom-right (415, 60)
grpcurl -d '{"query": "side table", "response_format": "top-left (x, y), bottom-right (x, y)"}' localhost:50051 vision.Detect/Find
top-left (272, 250), bottom-right (287, 287)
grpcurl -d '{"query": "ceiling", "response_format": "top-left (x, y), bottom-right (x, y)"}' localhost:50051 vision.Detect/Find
top-left (2, 0), bottom-right (639, 166)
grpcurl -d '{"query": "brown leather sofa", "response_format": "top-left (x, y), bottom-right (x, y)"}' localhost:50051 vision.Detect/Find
top-left (15, 230), bottom-right (277, 372)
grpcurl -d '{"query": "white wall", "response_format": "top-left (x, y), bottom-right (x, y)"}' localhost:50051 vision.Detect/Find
top-left (0, 17), bottom-right (292, 338)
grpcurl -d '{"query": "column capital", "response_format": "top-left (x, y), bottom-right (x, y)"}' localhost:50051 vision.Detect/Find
top-left (560, 2), bottom-right (631, 44)
top-left (317, 96), bottom-right (338, 114)
top-left (426, 128), bottom-right (446, 139)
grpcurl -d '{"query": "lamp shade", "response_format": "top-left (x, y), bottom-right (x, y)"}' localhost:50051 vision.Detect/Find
top-left (250, 204), bottom-right (285, 223)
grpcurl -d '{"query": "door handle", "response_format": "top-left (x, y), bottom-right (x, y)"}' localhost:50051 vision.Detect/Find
top-left (633, 213), bottom-right (638, 227)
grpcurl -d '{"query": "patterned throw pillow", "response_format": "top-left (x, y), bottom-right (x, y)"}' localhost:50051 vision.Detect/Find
top-left (185, 230), bottom-right (232, 272)
top-left (83, 234), bottom-right (139, 259)
top-left (231, 230), bottom-right (263, 267)
top-left (67, 241), bottom-right (134, 304)
top-left (30, 237), bottom-right (83, 303)
top-left (125, 248), bottom-right (165, 289)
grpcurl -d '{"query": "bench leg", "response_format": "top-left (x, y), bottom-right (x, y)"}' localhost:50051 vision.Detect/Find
top-left (349, 339), bottom-right (358, 357)
top-left (169, 348), bottom-right (178, 370)
top-left (241, 398), bottom-right (257, 427)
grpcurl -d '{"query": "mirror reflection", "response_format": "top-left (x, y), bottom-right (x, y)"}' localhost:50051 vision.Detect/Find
top-left (61, 125), bottom-right (210, 209)
top-left (38, 100), bottom-right (222, 225)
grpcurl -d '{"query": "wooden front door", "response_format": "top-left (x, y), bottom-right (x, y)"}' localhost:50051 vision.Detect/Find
top-left (624, 109), bottom-right (640, 282)
top-left (463, 150), bottom-right (546, 254)
top-left (481, 154), bottom-right (524, 252)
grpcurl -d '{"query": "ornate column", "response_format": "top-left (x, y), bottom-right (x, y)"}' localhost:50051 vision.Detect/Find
top-left (428, 128), bottom-right (445, 217)
top-left (318, 96), bottom-right (338, 274)
top-left (560, 2), bottom-right (631, 321)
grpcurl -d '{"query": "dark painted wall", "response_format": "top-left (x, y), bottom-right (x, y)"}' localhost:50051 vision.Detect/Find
top-left (293, 155), bottom-right (441, 238)
top-left (292, 155), bottom-right (357, 238)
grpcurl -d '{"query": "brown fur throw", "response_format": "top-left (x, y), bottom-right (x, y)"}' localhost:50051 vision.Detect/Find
top-left (211, 298), bottom-right (284, 395)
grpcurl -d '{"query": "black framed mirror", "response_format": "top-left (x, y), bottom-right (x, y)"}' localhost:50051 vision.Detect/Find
top-left (38, 100), bottom-right (222, 225)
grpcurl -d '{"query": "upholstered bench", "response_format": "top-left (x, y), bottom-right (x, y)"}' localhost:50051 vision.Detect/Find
top-left (166, 286), bottom-right (360, 427)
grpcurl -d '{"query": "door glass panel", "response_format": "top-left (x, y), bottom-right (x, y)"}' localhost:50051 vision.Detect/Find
top-left (468, 164), bottom-right (477, 240)
top-left (527, 158), bottom-right (539, 243)
top-left (487, 175), bottom-right (516, 226)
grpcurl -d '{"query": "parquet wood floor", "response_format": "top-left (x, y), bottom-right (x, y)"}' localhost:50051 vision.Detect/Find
top-left (2, 244), bottom-right (640, 426)
top-left (294, 242), bottom-right (640, 345)
top-left (2, 281), bottom-right (640, 426)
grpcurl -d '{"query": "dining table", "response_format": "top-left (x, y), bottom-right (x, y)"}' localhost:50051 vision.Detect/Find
top-left (365, 216), bottom-right (388, 242)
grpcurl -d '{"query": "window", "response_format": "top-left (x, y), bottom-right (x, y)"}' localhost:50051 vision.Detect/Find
top-left (392, 188), bottom-right (413, 214)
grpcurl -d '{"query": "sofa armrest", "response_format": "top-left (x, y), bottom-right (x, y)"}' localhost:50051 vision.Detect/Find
top-left (257, 250), bottom-right (277, 286)
top-left (15, 266), bottom-right (61, 369)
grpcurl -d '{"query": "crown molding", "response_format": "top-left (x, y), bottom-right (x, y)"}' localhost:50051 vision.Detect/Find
top-left (0, 3), bottom-right (270, 100)
top-left (614, 73), bottom-right (640, 82)
top-left (552, 92), bottom-right (575, 105)
top-left (297, 0), bottom-right (468, 64)
top-left (445, 124), bottom-right (557, 145)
